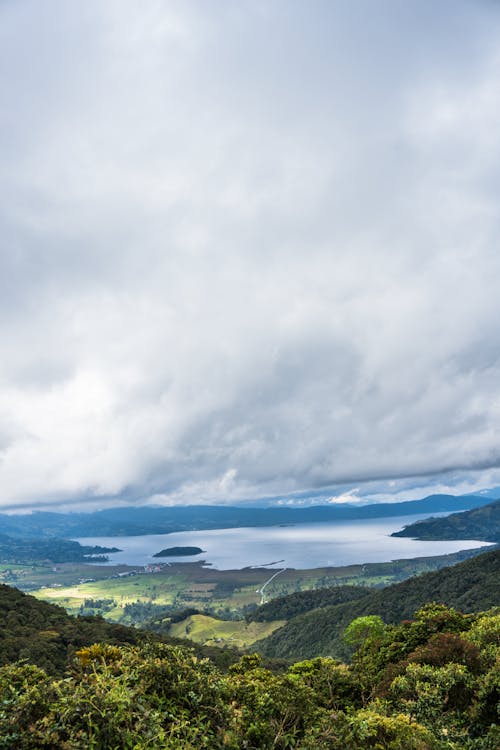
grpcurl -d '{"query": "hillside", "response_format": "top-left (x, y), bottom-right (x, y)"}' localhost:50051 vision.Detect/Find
top-left (392, 498), bottom-right (500, 542)
top-left (257, 548), bottom-right (500, 661)
top-left (250, 585), bottom-right (371, 622)
top-left (0, 583), bottom-right (246, 675)
top-left (0, 583), bottom-right (148, 675)
top-left (1, 603), bottom-right (499, 748)
top-left (168, 613), bottom-right (285, 648)
top-left (0, 560), bottom-right (499, 747)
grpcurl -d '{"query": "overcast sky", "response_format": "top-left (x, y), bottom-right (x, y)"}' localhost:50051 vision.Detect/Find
top-left (2, 0), bottom-right (500, 511)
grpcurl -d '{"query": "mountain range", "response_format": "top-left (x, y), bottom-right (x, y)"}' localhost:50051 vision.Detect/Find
top-left (1, 492), bottom-right (496, 538)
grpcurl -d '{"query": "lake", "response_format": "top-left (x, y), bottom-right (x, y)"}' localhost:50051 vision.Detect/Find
top-left (76, 513), bottom-right (492, 570)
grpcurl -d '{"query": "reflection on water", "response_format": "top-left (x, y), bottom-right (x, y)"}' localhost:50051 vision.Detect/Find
top-left (76, 513), bottom-right (492, 570)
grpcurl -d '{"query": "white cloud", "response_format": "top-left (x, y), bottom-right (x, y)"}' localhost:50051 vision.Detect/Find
top-left (326, 489), bottom-right (362, 505)
top-left (1, 1), bottom-right (500, 509)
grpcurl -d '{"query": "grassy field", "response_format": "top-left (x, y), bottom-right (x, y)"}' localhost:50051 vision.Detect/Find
top-left (32, 562), bottom-right (385, 619)
top-left (27, 545), bottom-right (488, 626)
top-left (168, 614), bottom-right (285, 648)
top-left (34, 564), bottom-right (288, 619)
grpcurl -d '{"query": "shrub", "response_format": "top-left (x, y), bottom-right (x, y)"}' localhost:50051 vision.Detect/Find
top-left (301, 708), bottom-right (441, 750)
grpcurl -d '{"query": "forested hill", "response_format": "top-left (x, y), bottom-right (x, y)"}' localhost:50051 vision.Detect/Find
top-left (2, 605), bottom-right (499, 748)
top-left (250, 585), bottom-right (372, 622)
top-left (0, 562), bottom-right (499, 748)
top-left (0, 535), bottom-right (119, 563)
top-left (0, 492), bottom-right (494, 538)
top-left (0, 583), bottom-right (147, 675)
top-left (392, 498), bottom-right (500, 542)
top-left (256, 548), bottom-right (500, 661)
top-left (0, 584), bottom-right (242, 675)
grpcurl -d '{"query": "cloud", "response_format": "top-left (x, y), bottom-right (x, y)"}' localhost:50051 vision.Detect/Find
top-left (1, 1), bottom-right (500, 509)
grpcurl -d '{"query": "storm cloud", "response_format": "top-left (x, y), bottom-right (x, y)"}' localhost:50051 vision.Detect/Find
top-left (1, 0), bottom-right (500, 509)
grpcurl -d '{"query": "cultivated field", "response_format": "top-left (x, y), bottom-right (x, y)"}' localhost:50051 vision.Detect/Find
top-left (19, 546), bottom-right (485, 626)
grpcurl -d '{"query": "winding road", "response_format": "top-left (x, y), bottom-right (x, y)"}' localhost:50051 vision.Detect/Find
top-left (256, 567), bottom-right (287, 605)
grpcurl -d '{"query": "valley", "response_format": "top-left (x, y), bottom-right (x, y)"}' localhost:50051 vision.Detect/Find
top-left (21, 546), bottom-right (488, 635)
top-left (1, 499), bottom-right (498, 650)
top-left (0, 546), bottom-right (498, 749)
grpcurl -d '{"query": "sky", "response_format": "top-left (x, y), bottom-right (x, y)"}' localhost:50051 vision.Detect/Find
top-left (2, 0), bottom-right (500, 511)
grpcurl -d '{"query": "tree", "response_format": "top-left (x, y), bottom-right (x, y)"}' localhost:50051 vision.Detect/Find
top-left (343, 615), bottom-right (385, 650)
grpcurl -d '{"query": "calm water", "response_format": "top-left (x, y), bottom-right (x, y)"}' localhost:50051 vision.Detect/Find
top-left (76, 513), bottom-right (491, 570)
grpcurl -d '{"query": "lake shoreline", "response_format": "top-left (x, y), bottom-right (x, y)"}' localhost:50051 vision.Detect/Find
top-left (74, 514), bottom-right (494, 570)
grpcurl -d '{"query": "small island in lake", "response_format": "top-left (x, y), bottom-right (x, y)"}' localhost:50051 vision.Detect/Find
top-left (153, 546), bottom-right (204, 558)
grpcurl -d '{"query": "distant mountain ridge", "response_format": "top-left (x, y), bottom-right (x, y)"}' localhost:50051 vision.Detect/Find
top-left (0, 492), bottom-right (495, 538)
top-left (392, 498), bottom-right (500, 542)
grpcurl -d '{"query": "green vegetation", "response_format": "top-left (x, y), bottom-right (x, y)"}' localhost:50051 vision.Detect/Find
top-left (0, 506), bottom-right (497, 747)
top-left (27, 546), bottom-right (487, 625)
top-left (0, 546), bottom-right (498, 748)
top-left (0, 600), bottom-right (498, 748)
top-left (250, 585), bottom-right (371, 622)
top-left (153, 546), bottom-right (204, 557)
top-left (343, 615), bottom-right (385, 650)
top-left (256, 549), bottom-right (500, 661)
top-left (0, 582), bottom-right (250, 677)
top-left (393, 499), bottom-right (500, 542)
top-left (0, 582), bottom-right (147, 675)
